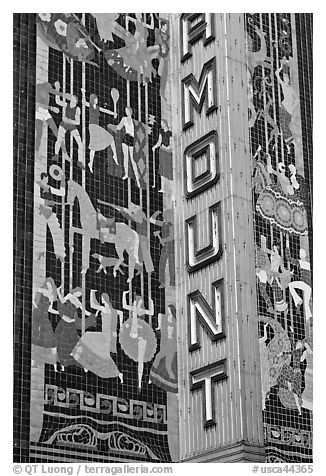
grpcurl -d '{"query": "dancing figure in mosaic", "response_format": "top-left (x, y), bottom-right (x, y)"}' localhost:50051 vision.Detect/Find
top-left (259, 323), bottom-right (272, 410)
top-left (31, 277), bottom-right (58, 370)
top-left (105, 14), bottom-right (157, 83)
top-left (55, 286), bottom-right (96, 371)
top-left (149, 305), bottom-right (177, 393)
top-left (152, 120), bottom-right (173, 192)
top-left (35, 169), bottom-right (66, 262)
top-left (35, 82), bottom-right (69, 159)
top-left (275, 60), bottom-right (300, 153)
top-left (81, 89), bottom-right (119, 173)
top-left (258, 316), bottom-right (292, 391)
top-left (116, 107), bottom-right (140, 186)
top-left (71, 290), bottom-right (123, 381)
top-left (276, 338), bottom-right (304, 415)
top-left (300, 341), bottom-right (313, 411)
top-left (53, 81), bottom-right (85, 169)
top-left (260, 96), bottom-right (280, 150)
top-left (285, 236), bottom-right (312, 321)
top-left (92, 13), bottom-right (130, 44)
top-left (154, 18), bottom-right (170, 100)
top-left (152, 209), bottom-right (175, 288)
top-left (255, 236), bottom-right (292, 314)
top-left (119, 291), bottom-right (156, 390)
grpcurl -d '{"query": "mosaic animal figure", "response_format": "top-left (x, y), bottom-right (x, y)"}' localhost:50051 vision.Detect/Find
top-left (66, 180), bottom-right (140, 280)
top-left (92, 253), bottom-right (143, 276)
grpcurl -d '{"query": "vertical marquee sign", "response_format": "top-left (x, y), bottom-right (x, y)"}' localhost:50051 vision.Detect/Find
top-left (174, 13), bottom-right (230, 452)
top-left (173, 12), bottom-right (268, 462)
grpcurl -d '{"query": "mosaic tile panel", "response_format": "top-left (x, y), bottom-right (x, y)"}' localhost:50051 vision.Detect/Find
top-left (245, 13), bottom-right (313, 463)
top-left (28, 13), bottom-right (178, 463)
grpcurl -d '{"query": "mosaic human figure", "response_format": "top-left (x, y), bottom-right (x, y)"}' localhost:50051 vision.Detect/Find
top-left (55, 286), bottom-right (95, 371)
top-left (66, 180), bottom-right (140, 279)
top-left (247, 70), bottom-right (258, 129)
top-left (119, 291), bottom-right (156, 390)
top-left (36, 171), bottom-right (66, 262)
top-left (104, 14), bottom-right (157, 83)
top-left (53, 82), bottom-right (85, 169)
top-left (255, 236), bottom-right (291, 314)
top-left (149, 305), bottom-right (177, 393)
top-left (108, 202), bottom-right (163, 278)
top-left (127, 14), bottom-right (154, 50)
top-left (92, 13), bottom-right (129, 44)
top-left (116, 107), bottom-right (140, 187)
top-left (152, 209), bottom-right (175, 288)
top-left (246, 22), bottom-right (272, 76)
top-left (31, 277), bottom-right (58, 370)
top-left (259, 316), bottom-right (292, 389)
top-left (267, 159), bottom-right (295, 196)
top-left (285, 237), bottom-right (312, 321)
top-left (71, 290), bottom-right (123, 381)
top-left (288, 164), bottom-right (299, 191)
top-left (267, 242), bottom-right (289, 313)
top-left (260, 97), bottom-right (280, 150)
top-left (255, 239), bottom-right (273, 313)
top-left (277, 339), bottom-right (304, 415)
top-left (35, 82), bottom-right (68, 158)
top-left (124, 13), bottom-right (156, 80)
top-left (275, 62), bottom-right (300, 153)
top-left (152, 120), bottom-right (173, 192)
top-left (65, 19), bottom-right (99, 62)
top-left (259, 323), bottom-right (272, 410)
top-left (252, 147), bottom-right (272, 194)
top-left (154, 18), bottom-right (170, 100)
top-left (80, 89), bottom-right (118, 173)
top-left (300, 341), bottom-right (313, 411)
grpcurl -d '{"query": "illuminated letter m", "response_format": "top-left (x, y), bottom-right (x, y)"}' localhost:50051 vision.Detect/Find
top-left (181, 57), bottom-right (218, 130)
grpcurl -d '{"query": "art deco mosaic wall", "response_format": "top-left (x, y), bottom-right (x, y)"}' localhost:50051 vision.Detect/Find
top-left (28, 13), bottom-right (178, 463)
top-left (14, 13), bottom-right (313, 464)
top-left (245, 13), bottom-right (313, 462)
